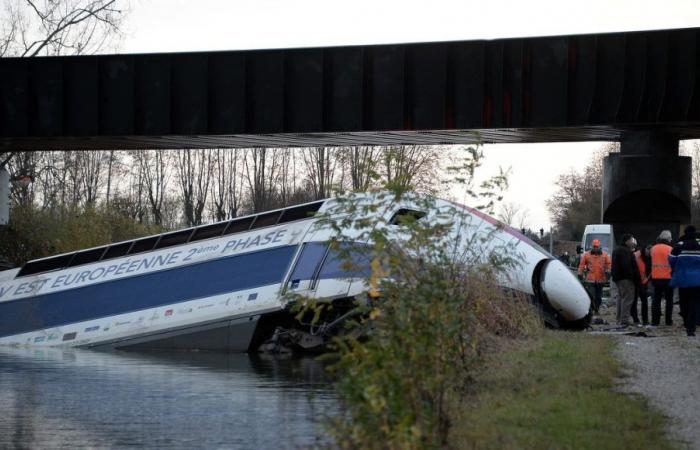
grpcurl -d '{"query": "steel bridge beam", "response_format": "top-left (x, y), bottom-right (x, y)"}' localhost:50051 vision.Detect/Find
top-left (2, 27), bottom-right (700, 150)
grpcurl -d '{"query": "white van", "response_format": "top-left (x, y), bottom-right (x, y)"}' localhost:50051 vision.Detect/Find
top-left (581, 224), bottom-right (615, 255)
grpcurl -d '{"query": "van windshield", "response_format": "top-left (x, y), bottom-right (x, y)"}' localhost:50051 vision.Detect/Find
top-left (585, 234), bottom-right (611, 253)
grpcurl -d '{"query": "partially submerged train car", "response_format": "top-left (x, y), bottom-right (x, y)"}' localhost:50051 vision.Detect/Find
top-left (0, 193), bottom-right (590, 351)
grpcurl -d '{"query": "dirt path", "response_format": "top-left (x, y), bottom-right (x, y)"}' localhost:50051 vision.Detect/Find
top-left (613, 333), bottom-right (700, 449)
top-left (590, 298), bottom-right (700, 449)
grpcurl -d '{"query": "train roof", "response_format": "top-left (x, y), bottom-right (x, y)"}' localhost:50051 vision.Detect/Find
top-left (16, 199), bottom-right (326, 278)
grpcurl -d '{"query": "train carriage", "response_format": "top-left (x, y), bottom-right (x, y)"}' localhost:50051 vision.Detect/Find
top-left (0, 193), bottom-right (590, 351)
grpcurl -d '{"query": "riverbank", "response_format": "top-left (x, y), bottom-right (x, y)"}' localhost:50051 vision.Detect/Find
top-left (450, 331), bottom-right (674, 450)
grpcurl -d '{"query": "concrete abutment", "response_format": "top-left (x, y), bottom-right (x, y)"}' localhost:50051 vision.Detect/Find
top-left (603, 131), bottom-right (691, 246)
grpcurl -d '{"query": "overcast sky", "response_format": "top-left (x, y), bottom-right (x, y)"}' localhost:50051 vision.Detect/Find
top-left (120, 0), bottom-right (700, 231)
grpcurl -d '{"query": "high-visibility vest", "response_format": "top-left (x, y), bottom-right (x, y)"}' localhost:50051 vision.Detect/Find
top-left (650, 243), bottom-right (672, 279)
top-left (578, 250), bottom-right (611, 282)
top-left (634, 250), bottom-right (649, 285)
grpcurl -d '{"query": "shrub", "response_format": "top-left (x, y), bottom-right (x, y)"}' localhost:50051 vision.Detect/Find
top-left (300, 191), bottom-right (542, 450)
top-left (0, 204), bottom-right (162, 265)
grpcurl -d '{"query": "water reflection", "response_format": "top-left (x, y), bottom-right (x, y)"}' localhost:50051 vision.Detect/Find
top-left (0, 347), bottom-right (337, 449)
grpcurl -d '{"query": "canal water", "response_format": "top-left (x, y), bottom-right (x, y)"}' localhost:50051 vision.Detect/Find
top-left (0, 348), bottom-right (337, 449)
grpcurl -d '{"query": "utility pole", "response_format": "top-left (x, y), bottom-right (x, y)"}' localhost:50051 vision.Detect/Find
top-left (549, 227), bottom-right (554, 254)
top-left (0, 169), bottom-right (9, 226)
top-left (0, 169), bottom-right (12, 270)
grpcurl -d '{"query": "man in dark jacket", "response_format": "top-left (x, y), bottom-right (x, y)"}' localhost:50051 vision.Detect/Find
top-left (669, 225), bottom-right (700, 336)
top-left (612, 234), bottom-right (641, 327)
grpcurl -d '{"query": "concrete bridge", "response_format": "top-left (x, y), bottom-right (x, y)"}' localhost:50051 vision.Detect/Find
top-left (2, 27), bottom-right (700, 243)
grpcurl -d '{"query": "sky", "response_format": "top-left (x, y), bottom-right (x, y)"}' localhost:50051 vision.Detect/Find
top-left (118, 0), bottom-right (700, 231)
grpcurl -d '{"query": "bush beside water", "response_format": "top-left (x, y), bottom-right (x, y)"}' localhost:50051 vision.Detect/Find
top-left (297, 191), bottom-right (543, 450)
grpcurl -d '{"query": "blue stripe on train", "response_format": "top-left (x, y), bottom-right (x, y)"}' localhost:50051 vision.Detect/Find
top-left (0, 245), bottom-right (298, 339)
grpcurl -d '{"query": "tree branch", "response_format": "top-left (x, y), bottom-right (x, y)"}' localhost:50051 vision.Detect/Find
top-left (23, 0), bottom-right (119, 57)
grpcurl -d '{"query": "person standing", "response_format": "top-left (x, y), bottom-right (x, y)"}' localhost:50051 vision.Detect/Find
top-left (612, 234), bottom-right (640, 327)
top-left (631, 243), bottom-right (651, 326)
top-left (578, 239), bottom-right (611, 314)
top-left (650, 230), bottom-right (675, 326)
top-left (669, 225), bottom-right (700, 336)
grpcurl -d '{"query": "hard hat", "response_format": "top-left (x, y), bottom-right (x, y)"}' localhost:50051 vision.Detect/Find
top-left (592, 239), bottom-right (601, 247)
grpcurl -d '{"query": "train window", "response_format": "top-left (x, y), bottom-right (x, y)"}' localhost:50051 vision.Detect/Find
top-left (318, 243), bottom-right (372, 279)
top-left (155, 229), bottom-right (194, 249)
top-left (190, 222), bottom-right (229, 242)
top-left (279, 201), bottom-right (323, 224)
top-left (250, 211), bottom-right (282, 230)
top-left (389, 209), bottom-right (426, 225)
top-left (224, 216), bottom-right (255, 234)
top-left (67, 247), bottom-right (107, 267)
top-left (17, 253), bottom-right (75, 277)
top-left (102, 241), bottom-right (133, 260)
top-left (128, 236), bottom-right (159, 255)
top-left (289, 242), bottom-right (328, 281)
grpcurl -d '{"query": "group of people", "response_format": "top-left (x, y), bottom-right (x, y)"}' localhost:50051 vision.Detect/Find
top-left (577, 227), bottom-right (700, 336)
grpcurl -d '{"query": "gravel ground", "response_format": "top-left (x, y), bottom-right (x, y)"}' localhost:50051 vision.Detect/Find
top-left (613, 332), bottom-right (700, 449)
top-left (587, 296), bottom-right (700, 449)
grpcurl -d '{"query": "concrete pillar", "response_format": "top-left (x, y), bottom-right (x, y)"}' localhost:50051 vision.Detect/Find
top-left (602, 131), bottom-right (691, 247)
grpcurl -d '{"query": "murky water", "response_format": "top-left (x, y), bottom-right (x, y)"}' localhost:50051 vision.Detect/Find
top-left (0, 348), bottom-right (337, 449)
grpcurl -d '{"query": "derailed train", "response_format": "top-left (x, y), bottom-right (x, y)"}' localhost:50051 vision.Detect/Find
top-left (0, 193), bottom-right (590, 351)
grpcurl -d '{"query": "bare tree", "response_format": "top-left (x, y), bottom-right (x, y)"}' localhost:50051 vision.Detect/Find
top-left (210, 149), bottom-right (242, 221)
top-left (104, 150), bottom-right (117, 205)
top-left (301, 147), bottom-right (339, 199)
top-left (498, 201), bottom-right (530, 229)
top-left (77, 150), bottom-right (106, 205)
top-left (342, 146), bottom-right (380, 191)
top-left (681, 141), bottom-right (700, 223)
top-left (119, 159), bottom-right (147, 223)
top-left (176, 149), bottom-right (213, 227)
top-left (380, 145), bottom-right (440, 194)
top-left (0, 0), bottom-right (129, 170)
top-left (1, 0), bottom-right (127, 57)
top-left (275, 148), bottom-right (296, 207)
top-left (6, 150), bottom-right (39, 206)
top-left (32, 151), bottom-right (63, 209)
top-left (132, 150), bottom-right (172, 226)
top-left (546, 145), bottom-right (615, 241)
top-left (242, 148), bottom-right (281, 213)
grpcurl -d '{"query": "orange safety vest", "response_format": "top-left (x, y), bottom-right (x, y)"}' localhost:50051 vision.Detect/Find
top-left (650, 243), bottom-right (672, 279)
top-left (634, 250), bottom-right (649, 285)
top-left (578, 250), bottom-right (611, 283)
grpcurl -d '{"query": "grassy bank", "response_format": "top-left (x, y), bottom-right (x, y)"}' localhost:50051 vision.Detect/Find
top-left (450, 331), bottom-right (674, 450)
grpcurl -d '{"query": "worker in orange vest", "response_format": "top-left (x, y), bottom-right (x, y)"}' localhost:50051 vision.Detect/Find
top-left (631, 243), bottom-right (652, 326)
top-left (650, 230), bottom-right (674, 327)
top-left (578, 239), bottom-right (611, 313)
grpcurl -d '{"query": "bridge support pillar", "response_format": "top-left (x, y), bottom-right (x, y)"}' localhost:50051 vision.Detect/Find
top-left (602, 131), bottom-right (691, 247)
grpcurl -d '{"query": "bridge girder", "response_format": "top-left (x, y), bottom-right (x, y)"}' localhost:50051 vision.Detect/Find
top-left (2, 27), bottom-right (700, 150)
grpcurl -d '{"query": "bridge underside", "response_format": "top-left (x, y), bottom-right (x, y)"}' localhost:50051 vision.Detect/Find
top-left (3, 27), bottom-right (700, 151)
top-left (4, 125), bottom-right (700, 151)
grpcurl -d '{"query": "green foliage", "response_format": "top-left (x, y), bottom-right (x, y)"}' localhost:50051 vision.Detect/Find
top-left (451, 332), bottom-right (674, 450)
top-left (291, 146), bottom-right (540, 449)
top-left (442, 144), bottom-right (509, 214)
top-left (326, 262), bottom-right (540, 450)
top-left (0, 204), bottom-right (162, 265)
top-left (298, 183), bottom-right (541, 449)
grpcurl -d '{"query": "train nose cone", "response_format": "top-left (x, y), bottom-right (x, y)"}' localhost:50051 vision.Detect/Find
top-left (542, 260), bottom-right (590, 321)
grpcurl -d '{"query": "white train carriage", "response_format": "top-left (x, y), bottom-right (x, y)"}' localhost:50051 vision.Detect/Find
top-left (0, 193), bottom-right (590, 351)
